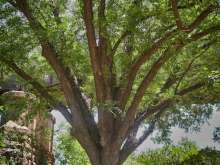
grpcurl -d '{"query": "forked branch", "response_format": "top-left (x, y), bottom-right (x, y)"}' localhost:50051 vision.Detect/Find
top-left (126, 25), bottom-right (220, 123)
top-left (119, 29), bottom-right (177, 110)
top-left (170, 0), bottom-right (218, 32)
top-left (120, 73), bottom-right (220, 161)
top-left (113, 25), bottom-right (220, 150)
top-left (9, 0), bottom-right (100, 149)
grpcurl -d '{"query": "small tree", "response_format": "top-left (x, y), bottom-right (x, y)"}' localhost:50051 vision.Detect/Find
top-left (1, 0), bottom-right (220, 164)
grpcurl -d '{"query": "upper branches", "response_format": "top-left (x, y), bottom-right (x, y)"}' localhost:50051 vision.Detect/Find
top-left (127, 25), bottom-right (220, 120)
top-left (170, 0), bottom-right (219, 32)
top-left (125, 40), bottom-right (184, 123)
top-left (113, 24), bottom-right (220, 151)
top-left (111, 31), bottom-right (131, 58)
top-left (118, 28), bottom-right (177, 110)
top-left (83, 0), bottom-right (98, 58)
top-left (82, 0), bottom-right (106, 102)
top-left (119, 1), bottom-right (219, 111)
top-left (123, 25), bottom-right (220, 121)
top-left (110, 12), bottom-right (157, 59)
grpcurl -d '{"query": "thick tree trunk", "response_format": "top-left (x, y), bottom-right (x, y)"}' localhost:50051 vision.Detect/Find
top-left (91, 156), bottom-right (122, 165)
top-left (87, 147), bottom-right (123, 165)
top-left (100, 151), bottom-right (120, 165)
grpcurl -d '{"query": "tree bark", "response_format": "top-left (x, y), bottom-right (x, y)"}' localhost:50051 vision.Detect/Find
top-left (90, 148), bottom-right (122, 165)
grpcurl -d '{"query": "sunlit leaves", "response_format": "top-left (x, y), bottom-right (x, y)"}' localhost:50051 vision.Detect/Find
top-left (131, 139), bottom-right (220, 165)
top-left (135, 139), bottom-right (198, 165)
top-left (55, 128), bottom-right (90, 165)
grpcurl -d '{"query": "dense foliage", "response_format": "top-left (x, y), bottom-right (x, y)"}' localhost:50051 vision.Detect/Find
top-left (0, 0), bottom-right (220, 164)
top-left (55, 129), bottom-right (90, 165)
top-left (181, 147), bottom-right (220, 165)
top-left (133, 140), bottom-right (220, 165)
top-left (135, 140), bottom-right (198, 165)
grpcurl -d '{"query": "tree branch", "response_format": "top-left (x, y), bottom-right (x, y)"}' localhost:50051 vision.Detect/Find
top-left (83, 0), bottom-right (105, 102)
top-left (118, 28), bottom-right (177, 110)
top-left (126, 25), bottom-right (220, 122)
top-left (119, 73), bottom-right (220, 161)
top-left (112, 45), bottom-right (178, 150)
top-left (10, 1), bottom-right (85, 108)
top-left (161, 40), bottom-right (214, 94)
top-left (177, 81), bottom-right (206, 96)
top-left (174, 47), bottom-right (209, 94)
top-left (10, 0), bottom-right (86, 107)
top-left (120, 122), bottom-right (155, 163)
top-left (126, 41), bottom-right (183, 121)
top-left (170, 0), bottom-right (218, 32)
top-left (136, 99), bottom-right (173, 125)
top-left (110, 12), bottom-right (158, 59)
top-left (160, 74), bottom-right (179, 93)
top-left (113, 25), bottom-right (220, 150)
top-left (190, 25), bottom-right (220, 41)
top-left (9, 1), bottom-right (101, 154)
top-left (118, 2), bottom-right (218, 109)
top-left (1, 59), bottom-right (72, 124)
top-left (136, 73), bottom-right (220, 127)
top-left (119, 110), bottom-right (164, 164)
top-left (111, 31), bottom-right (131, 57)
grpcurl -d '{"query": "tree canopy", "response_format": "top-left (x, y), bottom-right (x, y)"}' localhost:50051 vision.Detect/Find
top-left (0, 0), bottom-right (220, 164)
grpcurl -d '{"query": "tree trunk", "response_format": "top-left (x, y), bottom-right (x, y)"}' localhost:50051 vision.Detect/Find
top-left (87, 147), bottom-right (123, 165)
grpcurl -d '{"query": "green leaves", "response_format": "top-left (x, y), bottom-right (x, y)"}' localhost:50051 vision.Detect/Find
top-left (129, 139), bottom-right (220, 165)
top-left (0, 0), bottom-right (219, 164)
top-left (181, 147), bottom-right (220, 165)
top-left (1, 0), bottom-right (219, 108)
top-left (55, 129), bottom-right (90, 165)
top-left (134, 139), bottom-right (199, 165)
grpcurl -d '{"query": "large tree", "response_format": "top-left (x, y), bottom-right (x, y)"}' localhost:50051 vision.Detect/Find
top-left (0, 0), bottom-right (220, 164)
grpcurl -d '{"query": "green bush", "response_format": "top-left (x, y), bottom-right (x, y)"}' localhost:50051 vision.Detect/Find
top-left (133, 140), bottom-right (220, 165)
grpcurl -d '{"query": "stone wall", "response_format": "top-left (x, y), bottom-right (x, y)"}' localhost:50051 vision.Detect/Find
top-left (0, 90), bottom-right (55, 165)
top-left (0, 121), bottom-right (35, 165)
